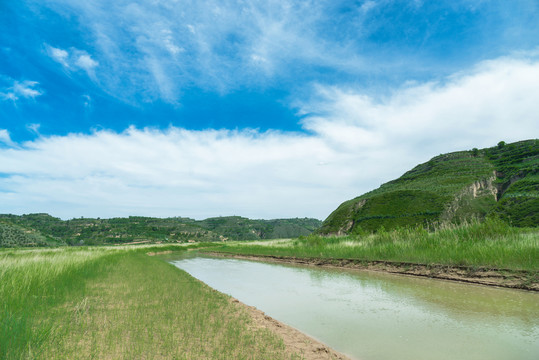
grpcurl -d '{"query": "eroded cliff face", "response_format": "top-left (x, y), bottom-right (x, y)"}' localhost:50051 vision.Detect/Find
top-left (471, 175), bottom-right (498, 198)
top-left (441, 172), bottom-right (498, 222)
top-left (336, 199), bottom-right (367, 235)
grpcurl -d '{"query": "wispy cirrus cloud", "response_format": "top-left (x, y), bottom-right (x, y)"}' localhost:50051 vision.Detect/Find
top-left (8, 0), bottom-right (534, 110)
top-left (29, 0), bottom-right (405, 103)
top-left (0, 129), bottom-right (18, 148)
top-left (47, 46), bottom-right (69, 67)
top-left (0, 78), bottom-right (43, 102)
top-left (96, 1), bottom-right (351, 99)
top-left (75, 54), bottom-right (98, 73)
top-left (1, 55), bottom-right (537, 219)
top-left (3, 0), bottom-right (536, 112)
top-left (45, 44), bottom-right (99, 79)
top-left (26, 123), bottom-right (41, 136)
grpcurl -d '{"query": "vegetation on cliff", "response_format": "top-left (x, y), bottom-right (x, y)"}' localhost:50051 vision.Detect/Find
top-left (319, 139), bottom-right (538, 234)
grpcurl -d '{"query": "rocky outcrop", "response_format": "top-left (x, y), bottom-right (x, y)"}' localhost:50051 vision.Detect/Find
top-left (441, 172), bottom-right (498, 222)
top-left (336, 199), bottom-right (367, 235)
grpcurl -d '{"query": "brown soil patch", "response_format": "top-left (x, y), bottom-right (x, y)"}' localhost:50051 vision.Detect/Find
top-left (203, 252), bottom-right (539, 292)
top-left (228, 297), bottom-right (351, 360)
top-left (146, 250), bottom-right (173, 256)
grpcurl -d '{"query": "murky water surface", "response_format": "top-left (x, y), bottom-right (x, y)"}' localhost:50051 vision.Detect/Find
top-left (171, 255), bottom-right (539, 360)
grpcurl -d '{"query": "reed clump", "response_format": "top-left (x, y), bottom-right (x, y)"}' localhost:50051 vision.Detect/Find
top-left (212, 219), bottom-right (538, 271)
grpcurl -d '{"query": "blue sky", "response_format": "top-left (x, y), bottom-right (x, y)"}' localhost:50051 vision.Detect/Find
top-left (1, 0), bottom-right (539, 220)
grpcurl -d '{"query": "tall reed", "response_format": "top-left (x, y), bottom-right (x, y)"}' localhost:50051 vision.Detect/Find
top-left (212, 219), bottom-right (538, 271)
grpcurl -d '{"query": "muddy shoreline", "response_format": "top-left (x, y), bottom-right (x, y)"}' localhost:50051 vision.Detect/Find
top-left (229, 297), bottom-right (351, 360)
top-left (202, 251), bottom-right (539, 291)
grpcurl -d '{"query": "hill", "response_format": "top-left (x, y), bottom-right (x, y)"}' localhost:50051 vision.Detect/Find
top-left (319, 139), bottom-right (538, 234)
top-left (0, 213), bottom-right (322, 247)
top-left (0, 221), bottom-right (65, 247)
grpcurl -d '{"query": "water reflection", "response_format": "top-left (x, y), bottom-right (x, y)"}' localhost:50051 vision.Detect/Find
top-left (171, 255), bottom-right (539, 360)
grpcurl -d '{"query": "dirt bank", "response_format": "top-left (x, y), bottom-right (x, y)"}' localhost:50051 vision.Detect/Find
top-left (229, 297), bottom-right (351, 360)
top-left (203, 252), bottom-right (539, 291)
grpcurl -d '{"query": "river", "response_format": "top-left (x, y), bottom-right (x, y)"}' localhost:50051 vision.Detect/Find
top-left (171, 255), bottom-right (539, 360)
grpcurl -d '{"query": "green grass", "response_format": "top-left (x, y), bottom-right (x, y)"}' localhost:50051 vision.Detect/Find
top-left (1, 245), bottom-right (300, 359)
top-left (209, 219), bottom-right (539, 272)
top-left (1, 247), bottom-right (112, 358)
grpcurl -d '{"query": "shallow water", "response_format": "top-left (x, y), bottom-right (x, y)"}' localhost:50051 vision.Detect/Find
top-left (171, 255), bottom-right (539, 360)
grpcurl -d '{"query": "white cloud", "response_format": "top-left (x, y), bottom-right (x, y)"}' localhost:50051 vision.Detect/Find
top-left (46, 44), bottom-right (99, 78)
top-left (14, 81), bottom-right (42, 98)
top-left (161, 29), bottom-right (183, 56)
top-left (48, 46), bottom-right (69, 67)
top-left (0, 129), bottom-right (17, 148)
top-left (75, 54), bottom-right (99, 71)
top-left (82, 94), bottom-right (92, 108)
top-left (0, 79), bottom-right (43, 101)
top-left (0, 55), bottom-right (538, 219)
top-left (360, 1), bottom-right (377, 13)
top-left (26, 123), bottom-right (41, 136)
top-left (0, 127), bottom-right (345, 219)
top-left (301, 56), bottom-right (539, 156)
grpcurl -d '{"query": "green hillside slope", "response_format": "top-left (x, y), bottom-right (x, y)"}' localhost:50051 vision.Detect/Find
top-left (0, 221), bottom-right (65, 247)
top-left (320, 139), bottom-right (538, 234)
top-left (0, 213), bottom-right (322, 247)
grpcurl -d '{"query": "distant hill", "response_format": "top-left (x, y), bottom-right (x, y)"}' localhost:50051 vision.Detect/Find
top-left (0, 221), bottom-right (64, 247)
top-left (0, 213), bottom-right (322, 247)
top-left (319, 139), bottom-right (538, 235)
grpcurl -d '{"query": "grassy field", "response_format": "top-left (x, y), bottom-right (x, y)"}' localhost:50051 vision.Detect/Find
top-left (2, 220), bottom-right (537, 358)
top-left (208, 219), bottom-right (539, 272)
top-left (1, 245), bottom-right (300, 359)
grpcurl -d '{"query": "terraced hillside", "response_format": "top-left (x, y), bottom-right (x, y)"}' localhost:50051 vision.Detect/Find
top-left (320, 140), bottom-right (538, 234)
top-left (0, 222), bottom-right (65, 247)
